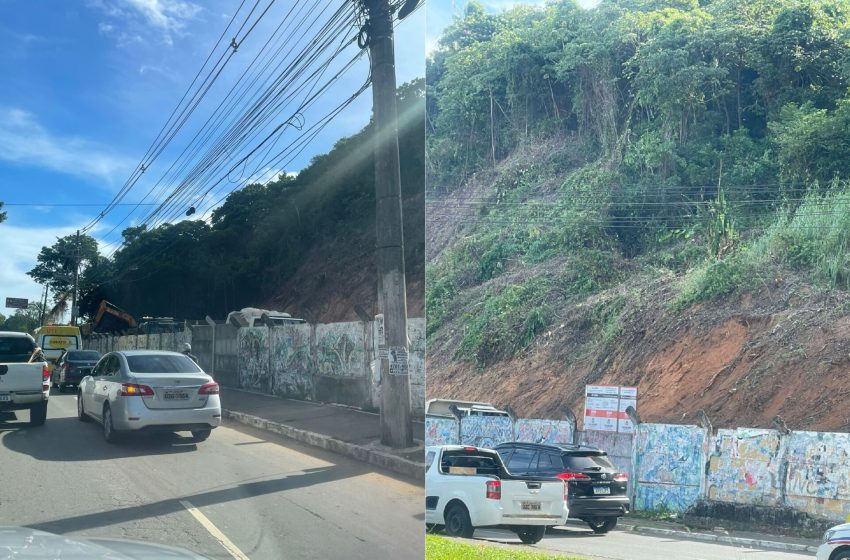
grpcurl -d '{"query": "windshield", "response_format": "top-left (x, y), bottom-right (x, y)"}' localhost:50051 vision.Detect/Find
top-left (126, 354), bottom-right (203, 374)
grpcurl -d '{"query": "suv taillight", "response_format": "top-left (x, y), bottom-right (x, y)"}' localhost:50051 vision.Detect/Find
top-left (613, 473), bottom-right (628, 482)
top-left (557, 472), bottom-right (590, 481)
top-left (120, 383), bottom-right (154, 396)
top-left (485, 480), bottom-right (501, 500)
top-left (199, 382), bottom-right (220, 395)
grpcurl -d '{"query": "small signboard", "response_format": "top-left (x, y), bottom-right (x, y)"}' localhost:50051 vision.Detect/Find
top-left (5, 297), bottom-right (28, 309)
top-left (584, 385), bottom-right (638, 433)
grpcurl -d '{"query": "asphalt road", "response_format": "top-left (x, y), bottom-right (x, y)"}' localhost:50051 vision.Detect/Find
top-left (472, 526), bottom-right (815, 560)
top-left (0, 390), bottom-right (424, 560)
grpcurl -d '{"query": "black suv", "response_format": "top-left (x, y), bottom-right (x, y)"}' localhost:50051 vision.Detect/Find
top-left (494, 442), bottom-right (629, 534)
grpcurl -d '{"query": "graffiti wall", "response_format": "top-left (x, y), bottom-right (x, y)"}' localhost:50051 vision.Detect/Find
top-left (515, 419), bottom-right (574, 445)
top-left (426, 417), bottom-right (459, 446)
top-left (408, 319), bottom-right (426, 414)
top-left (634, 423), bottom-right (707, 512)
top-left (315, 322), bottom-right (366, 377)
top-left (784, 431), bottom-right (850, 520)
top-left (237, 327), bottom-right (270, 392)
top-left (581, 430), bottom-right (634, 484)
top-left (460, 416), bottom-right (514, 448)
top-left (707, 428), bottom-right (784, 506)
top-left (271, 324), bottom-right (313, 399)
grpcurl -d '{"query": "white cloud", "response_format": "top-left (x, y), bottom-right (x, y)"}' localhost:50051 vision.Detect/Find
top-left (98, 22), bottom-right (115, 34)
top-left (121, 0), bottom-right (202, 32)
top-left (92, 0), bottom-right (202, 46)
top-left (0, 223), bottom-right (80, 311)
top-left (0, 107), bottom-right (133, 186)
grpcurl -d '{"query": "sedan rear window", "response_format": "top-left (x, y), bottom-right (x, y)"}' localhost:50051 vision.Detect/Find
top-left (126, 354), bottom-right (202, 374)
top-left (562, 453), bottom-right (616, 471)
top-left (68, 351), bottom-right (101, 361)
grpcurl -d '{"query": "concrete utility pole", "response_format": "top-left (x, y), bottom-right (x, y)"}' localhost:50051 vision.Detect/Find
top-left (70, 230), bottom-right (80, 326)
top-left (362, 0), bottom-right (412, 448)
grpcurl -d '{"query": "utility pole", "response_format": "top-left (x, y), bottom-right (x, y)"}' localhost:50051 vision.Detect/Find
top-left (39, 284), bottom-right (48, 326)
top-left (362, 0), bottom-right (412, 448)
top-left (71, 230), bottom-right (80, 326)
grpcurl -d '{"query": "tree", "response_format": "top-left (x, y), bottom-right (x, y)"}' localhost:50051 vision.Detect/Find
top-left (1, 303), bottom-right (43, 334)
top-left (27, 233), bottom-right (100, 299)
top-left (0, 201), bottom-right (6, 223)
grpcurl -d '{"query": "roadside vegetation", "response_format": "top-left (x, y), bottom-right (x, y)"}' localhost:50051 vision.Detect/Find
top-left (427, 0), bottom-right (850, 367)
top-left (425, 535), bottom-right (585, 560)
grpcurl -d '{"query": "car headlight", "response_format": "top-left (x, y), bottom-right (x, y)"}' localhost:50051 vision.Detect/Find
top-left (824, 529), bottom-right (836, 544)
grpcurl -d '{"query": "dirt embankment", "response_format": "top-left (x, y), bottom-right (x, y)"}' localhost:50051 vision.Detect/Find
top-left (427, 270), bottom-right (850, 432)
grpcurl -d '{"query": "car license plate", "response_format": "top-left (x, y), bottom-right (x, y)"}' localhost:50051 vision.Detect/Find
top-left (0, 394), bottom-right (10, 402)
top-left (593, 486), bottom-right (611, 495)
top-left (521, 501), bottom-right (541, 511)
top-left (163, 390), bottom-right (189, 400)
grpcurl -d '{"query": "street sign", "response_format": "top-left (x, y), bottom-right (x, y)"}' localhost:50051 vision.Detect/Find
top-left (5, 297), bottom-right (28, 309)
top-left (584, 385), bottom-right (638, 433)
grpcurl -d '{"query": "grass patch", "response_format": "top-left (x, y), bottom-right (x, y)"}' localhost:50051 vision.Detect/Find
top-left (671, 255), bottom-right (756, 312)
top-left (425, 535), bottom-right (586, 560)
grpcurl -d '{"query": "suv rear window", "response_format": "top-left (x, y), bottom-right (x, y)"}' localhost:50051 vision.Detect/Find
top-left (0, 336), bottom-right (36, 362)
top-left (562, 453), bottom-right (616, 471)
top-left (126, 354), bottom-right (202, 374)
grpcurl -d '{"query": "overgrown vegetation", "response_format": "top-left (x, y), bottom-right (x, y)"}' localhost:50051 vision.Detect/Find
top-left (425, 535), bottom-right (585, 560)
top-left (427, 0), bottom-right (850, 366)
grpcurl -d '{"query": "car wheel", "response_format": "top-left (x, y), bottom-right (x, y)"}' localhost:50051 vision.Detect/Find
top-left (833, 551), bottom-right (850, 560)
top-left (425, 524), bottom-right (444, 534)
top-left (191, 429), bottom-right (212, 442)
top-left (443, 504), bottom-right (474, 539)
top-left (516, 525), bottom-right (546, 544)
top-left (29, 402), bottom-right (47, 427)
top-left (103, 404), bottom-right (119, 443)
top-left (77, 394), bottom-right (90, 422)
top-left (587, 517), bottom-right (618, 534)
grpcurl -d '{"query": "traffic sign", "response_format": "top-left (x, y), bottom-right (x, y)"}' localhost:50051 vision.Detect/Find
top-left (5, 297), bottom-right (28, 309)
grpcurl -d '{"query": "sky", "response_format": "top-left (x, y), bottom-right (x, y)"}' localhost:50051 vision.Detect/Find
top-left (0, 0), bottom-right (425, 316)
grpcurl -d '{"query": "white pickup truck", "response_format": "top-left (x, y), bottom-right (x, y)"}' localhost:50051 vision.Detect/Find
top-left (425, 445), bottom-right (569, 544)
top-left (0, 332), bottom-right (50, 426)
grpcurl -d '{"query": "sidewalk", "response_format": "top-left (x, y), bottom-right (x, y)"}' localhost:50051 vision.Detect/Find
top-left (220, 387), bottom-right (425, 481)
top-left (617, 517), bottom-right (822, 554)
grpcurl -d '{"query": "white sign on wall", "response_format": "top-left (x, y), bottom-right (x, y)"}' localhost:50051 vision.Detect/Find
top-left (584, 385), bottom-right (638, 433)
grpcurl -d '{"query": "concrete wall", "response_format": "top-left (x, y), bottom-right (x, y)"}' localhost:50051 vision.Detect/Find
top-left (707, 428), bottom-right (785, 507)
top-left (460, 416), bottom-right (514, 448)
top-left (426, 417), bottom-right (459, 446)
top-left (83, 317), bottom-right (424, 416)
top-left (515, 419), bottom-right (574, 445)
top-left (784, 431), bottom-right (850, 520)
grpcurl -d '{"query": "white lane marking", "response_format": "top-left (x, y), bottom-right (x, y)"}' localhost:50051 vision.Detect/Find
top-left (180, 500), bottom-right (250, 560)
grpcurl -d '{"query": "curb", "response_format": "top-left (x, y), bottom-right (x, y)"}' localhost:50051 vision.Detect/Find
top-left (222, 409), bottom-right (425, 482)
top-left (621, 523), bottom-right (819, 554)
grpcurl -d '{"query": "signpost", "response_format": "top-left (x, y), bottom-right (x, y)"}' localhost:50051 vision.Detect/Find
top-left (5, 297), bottom-right (28, 310)
top-left (584, 385), bottom-right (638, 434)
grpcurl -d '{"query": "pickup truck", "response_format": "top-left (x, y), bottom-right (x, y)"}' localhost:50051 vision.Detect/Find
top-left (425, 445), bottom-right (569, 544)
top-left (0, 332), bottom-right (50, 426)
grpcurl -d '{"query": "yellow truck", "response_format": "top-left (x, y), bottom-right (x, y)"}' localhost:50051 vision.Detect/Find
top-left (33, 325), bottom-right (82, 372)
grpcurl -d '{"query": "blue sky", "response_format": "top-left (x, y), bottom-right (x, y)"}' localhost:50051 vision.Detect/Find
top-left (0, 0), bottom-right (424, 313)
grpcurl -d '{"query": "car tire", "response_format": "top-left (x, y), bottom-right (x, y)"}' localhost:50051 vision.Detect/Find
top-left (29, 402), bottom-right (47, 427)
top-left (516, 525), bottom-right (546, 544)
top-left (103, 404), bottom-right (119, 443)
top-left (443, 504), bottom-right (474, 539)
top-left (587, 517), bottom-right (618, 534)
top-left (833, 551), bottom-right (850, 560)
top-left (192, 429), bottom-right (212, 442)
top-left (77, 393), bottom-right (90, 422)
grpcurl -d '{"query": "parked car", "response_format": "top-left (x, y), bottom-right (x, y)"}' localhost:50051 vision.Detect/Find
top-left (53, 349), bottom-right (102, 392)
top-left (494, 442), bottom-right (629, 534)
top-left (77, 350), bottom-right (221, 443)
top-left (0, 331), bottom-right (50, 426)
top-left (817, 523), bottom-right (850, 560)
top-left (425, 445), bottom-right (569, 544)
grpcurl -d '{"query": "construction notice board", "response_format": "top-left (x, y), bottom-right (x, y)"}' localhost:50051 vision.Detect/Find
top-left (584, 385), bottom-right (637, 434)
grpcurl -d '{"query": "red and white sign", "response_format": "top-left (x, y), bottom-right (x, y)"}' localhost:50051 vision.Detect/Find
top-left (584, 385), bottom-right (637, 433)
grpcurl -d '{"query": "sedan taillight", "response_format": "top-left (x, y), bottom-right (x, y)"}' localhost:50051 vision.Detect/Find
top-left (199, 382), bottom-right (220, 395)
top-left (120, 383), bottom-right (154, 396)
top-left (613, 473), bottom-right (628, 482)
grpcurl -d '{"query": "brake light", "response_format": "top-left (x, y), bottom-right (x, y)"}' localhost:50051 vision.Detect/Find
top-left (199, 382), bottom-right (220, 395)
top-left (120, 383), bottom-right (154, 396)
top-left (485, 480), bottom-right (501, 500)
top-left (463, 446), bottom-right (478, 453)
top-left (42, 365), bottom-right (50, 381)
top-left (556, 472), bottom-right (591, 481)
top-left (613, 473), bottom-right (628, 482)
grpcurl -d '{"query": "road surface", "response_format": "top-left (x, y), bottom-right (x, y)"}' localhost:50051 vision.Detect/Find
top-left (0, 389), bottom-right (424, 560)
top-left (470, 526), bottom-right (814, 560)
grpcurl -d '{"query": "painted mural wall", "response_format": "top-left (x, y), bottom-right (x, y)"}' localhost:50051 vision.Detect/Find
top-left (238, 327), bottom-right (270, 392)
top-left (426, 417), bottom-right (459, 446)
top-left (407, 319), bottom-right (426, 414)
top-left (315, 322), bottom-right (366, 377)
top-left (460, 416), bottom-right (514, 448)
top-left (515, 419), bottom-right (574, 445)
top-left (271, 324), bottom-right (313, 399)
top-left (707, 428), bottom-right (784, 506)
top-left (634, 423), bottom-right (707, 513)
top-left (784, 431), bottom-right (850, 520)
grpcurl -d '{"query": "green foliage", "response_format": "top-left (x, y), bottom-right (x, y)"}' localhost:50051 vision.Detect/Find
top-left (0, 201), bottom-right (6, 224)
top-left (1, 303), bottom-right (44, 334)
top-left (672, 254), bottom-right (756, 311)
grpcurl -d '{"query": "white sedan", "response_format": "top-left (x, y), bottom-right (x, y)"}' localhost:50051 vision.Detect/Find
top-left (817, 523), bottom-right (850, 560)
top-left (77, 350), bottom-right (221, 443)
